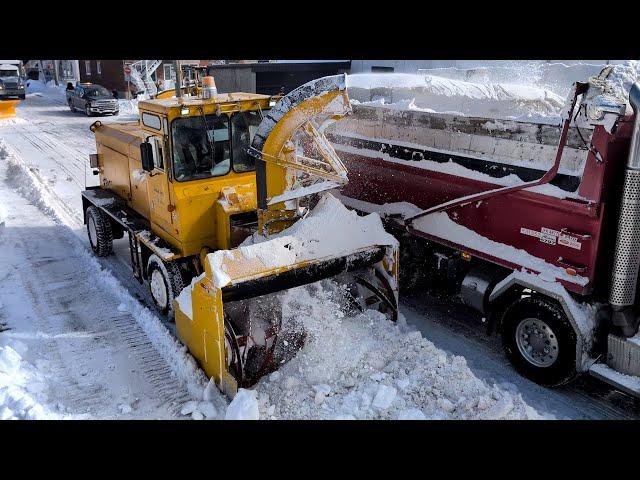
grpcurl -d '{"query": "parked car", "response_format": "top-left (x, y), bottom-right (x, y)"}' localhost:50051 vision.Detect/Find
top-left (0, 63), bottom-right (26, 100)
top-left (66, 82), bottom-right (119, 116)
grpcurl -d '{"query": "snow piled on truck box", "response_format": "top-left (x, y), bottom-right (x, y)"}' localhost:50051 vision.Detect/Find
top-left (346, 61), bottom-right (640, 123)
top-left (347, 73), bottom-right (566, 122)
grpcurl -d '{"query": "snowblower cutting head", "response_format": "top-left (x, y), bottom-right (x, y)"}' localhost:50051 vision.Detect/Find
top-left (173, 75), bottom-right (399, 397)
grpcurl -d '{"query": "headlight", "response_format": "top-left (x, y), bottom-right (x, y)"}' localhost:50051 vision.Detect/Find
top-left (0, 85), bottom-right (4, 90)
top-left (19, 85), bottom-right (24, 89)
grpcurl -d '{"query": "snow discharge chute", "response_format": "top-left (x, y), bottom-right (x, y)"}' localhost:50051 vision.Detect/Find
top-left (173, 75), bottom-right (399, 397)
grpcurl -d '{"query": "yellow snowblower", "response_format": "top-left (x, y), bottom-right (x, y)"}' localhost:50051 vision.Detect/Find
top-left (82, 74), bottom-right (398, 397)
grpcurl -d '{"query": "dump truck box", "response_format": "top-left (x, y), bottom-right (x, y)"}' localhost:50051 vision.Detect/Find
top-left (327, 101), bottom-right (632, 296)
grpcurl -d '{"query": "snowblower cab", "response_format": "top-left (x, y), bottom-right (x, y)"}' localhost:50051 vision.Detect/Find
top-left (173, 75), bottom-right (399, 396)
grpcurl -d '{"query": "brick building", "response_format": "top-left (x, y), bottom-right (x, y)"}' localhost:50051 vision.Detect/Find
top-left (78, 60), bottom-right (209, 98)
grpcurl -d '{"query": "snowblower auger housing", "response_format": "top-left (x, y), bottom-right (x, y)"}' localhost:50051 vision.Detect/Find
top-left (173, 75), bottom-right (399, 397)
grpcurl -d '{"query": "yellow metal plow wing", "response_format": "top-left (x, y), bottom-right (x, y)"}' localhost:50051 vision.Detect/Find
top-left (0, 99), bottom-right (19, 119)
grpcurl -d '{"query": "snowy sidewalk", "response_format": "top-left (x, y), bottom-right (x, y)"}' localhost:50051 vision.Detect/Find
top-left (0, 147), bottom-right (196, 419)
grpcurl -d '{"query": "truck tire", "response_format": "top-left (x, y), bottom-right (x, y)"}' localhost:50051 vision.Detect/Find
top-left (147, 255), bottom-right (184, 319)
top-left (501, 296), bottom-right (577, 387)
top-left (19, 94), bottom-right (25, 100)
top-left (86, 206), bottom-right (113, 257)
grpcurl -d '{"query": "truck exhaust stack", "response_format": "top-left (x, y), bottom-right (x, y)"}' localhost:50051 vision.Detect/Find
top-left (609, 82), bottom-right (640, 337)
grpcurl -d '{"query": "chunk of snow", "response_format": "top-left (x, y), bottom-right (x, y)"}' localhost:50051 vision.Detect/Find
top-left (372, 384), bottom-right (397, 410)
top-left (225, 389), bottom-right (260, 420)
top-left (332, 413), bottom-right (357, 420)
top-left (346, 73), bottom-right (566, 121)
top-left (396, 408), bottom-right (426, 420)
top-left (180, 400), bottom-right (198, 416)
top-left (175, 273), bottom-right (205, 321)
top-left (0, 346), bottom-right (22, 374)
top-left (197, 401), bottom-right (218, 419)
top-left (191, 410), bottom-right (204, 420)
top-left (202, 377), bottom-right (218, 402)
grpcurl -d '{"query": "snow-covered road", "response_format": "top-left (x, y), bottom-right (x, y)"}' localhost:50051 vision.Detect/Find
top-left (0, 155), bottom-right (194, 418)
top-left (1, 89), bottom-right (638, 419)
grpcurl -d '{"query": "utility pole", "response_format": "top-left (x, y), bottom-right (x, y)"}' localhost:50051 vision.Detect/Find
top-left (53, 60), bottom-right (60, 86)
top-left (174, 60), bottom-right (182, 98)
top-left (38, 60), bottom-right (46, 83)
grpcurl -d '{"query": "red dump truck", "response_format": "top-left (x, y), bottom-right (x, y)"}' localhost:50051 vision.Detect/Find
top-left (328, 69), bottom-right (640, 397)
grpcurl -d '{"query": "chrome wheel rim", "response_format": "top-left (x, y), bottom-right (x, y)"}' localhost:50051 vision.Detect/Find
top-left (88, 215), bottom-right (98, 248)
top-left (150, 269), bottom-right (168, 309)
top-left (515, 317), bottom-right (559, 368)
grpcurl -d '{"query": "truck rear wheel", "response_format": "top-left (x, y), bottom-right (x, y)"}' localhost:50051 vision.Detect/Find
top-left (86, 206), bottom-right (113, 257)
top-left (147, 255), bottom-right (184, 319)
top-left (501, 296), bottom-right (577, 387)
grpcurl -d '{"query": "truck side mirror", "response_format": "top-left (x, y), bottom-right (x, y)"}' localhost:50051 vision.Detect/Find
top-left (140, 141), bottom-right (154, 172)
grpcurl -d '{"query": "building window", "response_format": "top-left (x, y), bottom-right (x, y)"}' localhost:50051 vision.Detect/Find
top-left (85, 60), bottom-right (91, 76)
top-left (371, 66), bottom-right (394, 73)
top-left (163, 63), bottom-right (175, 80)
top-left (96, 61), bottom-right (101, 75)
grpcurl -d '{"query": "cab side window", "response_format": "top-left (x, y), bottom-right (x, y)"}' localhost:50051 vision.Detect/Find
top-left (231, 111), bottom-right (262, 173)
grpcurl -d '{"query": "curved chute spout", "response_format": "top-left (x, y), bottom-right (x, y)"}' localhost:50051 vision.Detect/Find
top-left (249, 74), bottom-right (352, 223)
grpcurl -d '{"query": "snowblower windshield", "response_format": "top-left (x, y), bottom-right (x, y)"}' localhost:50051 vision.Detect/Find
top-left (171, 111), bottom-right (263, 181)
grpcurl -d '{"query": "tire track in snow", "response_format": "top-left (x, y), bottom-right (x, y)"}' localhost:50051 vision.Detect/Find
top-left (1, 156), bottom-right (192, 418)
top-left (0, 139), bottom-right (219, 418)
